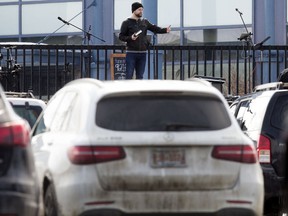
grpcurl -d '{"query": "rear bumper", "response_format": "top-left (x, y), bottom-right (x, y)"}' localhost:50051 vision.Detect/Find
top-left (0, 191), bottom-right (39, 216)
top-left (79, 208), bottom-right (257, 216)
top-left (56, 184), bottom-right (263, 216)
top-left (54, 164), bottom-right (264, 216)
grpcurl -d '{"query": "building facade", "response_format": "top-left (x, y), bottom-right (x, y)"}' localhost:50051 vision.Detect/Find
top-left (0, 0), bottom-right (286, 46)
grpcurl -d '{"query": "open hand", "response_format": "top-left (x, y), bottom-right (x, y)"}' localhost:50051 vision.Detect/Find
top-left (167, 25), bottom-right (171, 33)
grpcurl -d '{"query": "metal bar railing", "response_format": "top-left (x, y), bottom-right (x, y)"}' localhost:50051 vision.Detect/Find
top-left (0, 44), bottom-right (287, 100)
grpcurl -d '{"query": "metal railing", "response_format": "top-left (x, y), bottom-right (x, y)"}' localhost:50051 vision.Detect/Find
top-left (0, 44), bottom-right (287, 100)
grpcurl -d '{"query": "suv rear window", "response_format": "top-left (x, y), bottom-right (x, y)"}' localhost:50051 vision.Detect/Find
top-left (12, 105), bottom-right (42, 128)
top-left (96, 94), bottom-right (231, 131)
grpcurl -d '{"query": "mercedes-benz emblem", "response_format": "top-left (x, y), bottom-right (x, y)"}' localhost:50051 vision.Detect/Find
top-left (163, 133), bottom-right (174, 142)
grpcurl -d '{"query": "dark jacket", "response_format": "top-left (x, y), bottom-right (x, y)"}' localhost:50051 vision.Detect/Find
top-left (119, 18), bottom-right (167, 52)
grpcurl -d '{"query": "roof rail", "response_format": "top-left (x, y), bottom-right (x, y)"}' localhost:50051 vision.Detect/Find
top-left (187, 76), bottom-right (225, 91)
top-left (4, 90), bottom-right (35, 98)
top-left (65, 78), bottom-right (104, 88)
top-left (253, 82), bottom-right (288, 92)
top-left (185, 77), bottom-right (213, 86)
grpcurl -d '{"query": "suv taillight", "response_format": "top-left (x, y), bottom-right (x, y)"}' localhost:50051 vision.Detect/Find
top-left (68, 146), bottom-right (126, 165)
top-left (212, 145), bottom-right (257, 163)
top-left (257, 134), bottom-right (271, 163)
top-left (0, 122), bottom-right (30, 147)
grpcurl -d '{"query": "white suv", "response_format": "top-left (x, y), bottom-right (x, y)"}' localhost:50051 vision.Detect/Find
top-left (31, 78), bottom-right (264, 216)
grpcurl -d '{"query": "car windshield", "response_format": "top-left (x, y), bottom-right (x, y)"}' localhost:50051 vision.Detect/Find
top-left (96, 94), bottom-right (231, 131)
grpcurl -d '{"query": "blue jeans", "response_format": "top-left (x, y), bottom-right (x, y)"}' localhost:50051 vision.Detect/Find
top-left (125, 52), bottom-right (146, 79)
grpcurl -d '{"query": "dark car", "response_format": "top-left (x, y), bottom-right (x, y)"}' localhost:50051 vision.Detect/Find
top-left (0, 86), bottom-right (40, 215)
top-left (230, 81), bottom-right (288, 215)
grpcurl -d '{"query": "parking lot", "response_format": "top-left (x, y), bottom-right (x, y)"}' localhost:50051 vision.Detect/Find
top-left (2, 77), bottom-right (288, 215)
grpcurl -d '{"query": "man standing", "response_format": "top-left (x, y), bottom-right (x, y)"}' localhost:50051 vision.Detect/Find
top-left (119, 2), bottom-right (171, 79)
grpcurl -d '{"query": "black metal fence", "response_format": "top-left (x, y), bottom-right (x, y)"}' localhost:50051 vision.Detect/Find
top-left (0, 44), bottom-right (287, 100)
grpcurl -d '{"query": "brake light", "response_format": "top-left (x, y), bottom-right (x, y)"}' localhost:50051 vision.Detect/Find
top-left (68, 146), bottom-right (126, 165)
top-left (212, 145), bottom-right (257, 163)
top-left (257, 134), bottom-right (271, 163)
top-left (0, 122), bottom-right (30, 147)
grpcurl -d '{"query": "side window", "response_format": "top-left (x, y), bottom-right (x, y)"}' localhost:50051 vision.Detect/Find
top-left (49, 91), bottom-right (77, 132)
top-left (229, 103), bottom-right (237, 115)
top-left (239, 97), bottom-right (269, 131)
top-left (33, 114), bottom-right (46, 136)
top-left (32, 92), bottom-right (65, 136)
top-left (235, 100), bottom-right (249, 119)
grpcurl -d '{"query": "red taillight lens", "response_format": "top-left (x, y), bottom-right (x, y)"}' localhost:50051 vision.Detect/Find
top-left (68, 146), bottom-right (126, 165)
top-left (212, 145), bottom-right (257, 163)
top-left (257, 134), bottom-right (271, 163)
top-left (0, 122), bottom-right (30, 147)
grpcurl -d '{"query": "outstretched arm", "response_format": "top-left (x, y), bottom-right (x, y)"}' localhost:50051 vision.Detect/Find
top-left (145, 19), bottom-right (171, 34)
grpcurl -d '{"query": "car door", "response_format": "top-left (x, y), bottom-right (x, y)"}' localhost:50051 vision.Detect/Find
top-left (31, 91), bottom-right (77, 184)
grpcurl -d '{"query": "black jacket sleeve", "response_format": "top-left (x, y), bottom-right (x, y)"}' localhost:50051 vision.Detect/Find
top-left (144, 19), bottom-right (167, 34)
top-left (119, 19), bottom-right (132, 43)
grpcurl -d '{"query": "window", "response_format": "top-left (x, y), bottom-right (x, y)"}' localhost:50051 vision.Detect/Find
top-left (114, 0), bottom-right (253, 45)
top-left (158, 0), bottom-right (180, 27)
top-left (0, 0), bottom-right (82, 43)
top-left (184, 27), bottom-right (253, 44)
top-left (22, 2), bottom-right (82, 34)
top-left (183, 0), bottom-right (252, 27)
top-left (114, 0), bottom-right (137, 30)
top-left (158, 30), bottom-right (180, 45)
top-left (33, 91), bottom-right (65, 135)
top-left (271, 94), bottom-right (288, 129)
top-left (236, 96), bottom-right (269, 131)
top-left (0, 6), bottom-right (18, 35)
top-left (13, 105), bottom-right (43, 128)
top-left (96, 93), bottom-right (231, 131)
top-left (49, 91), bottom-right (77, 131)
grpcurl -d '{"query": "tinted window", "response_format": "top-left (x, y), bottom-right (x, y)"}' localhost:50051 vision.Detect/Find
top-left (33, 92), bottom-right (65, 135)
top-left (236, 96), bottom-right (270, 131)
top-left (271, 94), bottom-right (288, 129)
top-left (12, 105), bottom-right (42, 128)
top-left (96, 94), bottom-right (231, 131)
top-left (33, 91), bottom-right (77, 135)
top-left (49, 91), bottom-right (77, 132)
top-left (235, 100), bottom-right (250, 119)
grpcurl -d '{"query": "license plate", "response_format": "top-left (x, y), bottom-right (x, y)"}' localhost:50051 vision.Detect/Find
top-left (150, 148), bottom-right (186, 168)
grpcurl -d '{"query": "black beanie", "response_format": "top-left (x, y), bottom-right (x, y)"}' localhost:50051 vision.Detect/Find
top-left (131, 2), bottom-right (143, 13)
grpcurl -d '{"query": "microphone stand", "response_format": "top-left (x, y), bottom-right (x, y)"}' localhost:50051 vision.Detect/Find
top-left (58, 17), bottom-right (105, 44)
top-left (58, 17), bottom-right (105, 78)
top-left (235, 8), bottom-right (271, 91)
top-left (235, 8), bottom-right (253, 47)
top-left (235, 8), bottom-right (254, 92)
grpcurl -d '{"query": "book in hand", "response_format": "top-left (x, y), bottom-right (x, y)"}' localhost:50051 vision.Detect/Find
top-left (134, 30), bottom-right (142, 37)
